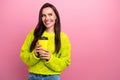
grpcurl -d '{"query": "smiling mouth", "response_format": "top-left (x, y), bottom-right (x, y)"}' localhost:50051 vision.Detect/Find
top-left (44, 20), bottom-right (53, 25)
top-left (45, 21), bottom-right (50, 24)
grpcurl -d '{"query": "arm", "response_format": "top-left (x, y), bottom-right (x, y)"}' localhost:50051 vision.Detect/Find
top-left (44, 34), bottom-right (71, 72)
top-left (20, 30), bottom-right (40, 66)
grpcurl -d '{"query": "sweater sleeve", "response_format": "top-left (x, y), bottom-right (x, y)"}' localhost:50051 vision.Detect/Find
top-left (20, 30), bottom-right (40, 67)
top-left (44, 33), bottom-right (71, 72)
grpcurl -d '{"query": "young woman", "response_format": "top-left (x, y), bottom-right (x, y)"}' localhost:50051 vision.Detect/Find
top-left (20, 3), bottom-right (71, 80)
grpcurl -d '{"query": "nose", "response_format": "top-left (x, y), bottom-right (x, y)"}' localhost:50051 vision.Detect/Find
top-left (45, 15), bottom-right (49, 20)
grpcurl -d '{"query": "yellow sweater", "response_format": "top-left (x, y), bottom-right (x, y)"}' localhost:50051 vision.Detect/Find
top-left (20, 29), bottom-right (71, 75)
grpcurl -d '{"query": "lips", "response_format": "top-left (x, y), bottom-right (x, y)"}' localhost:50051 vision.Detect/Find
top-left (45, 21), bottom-right (51, 25)
top-left (44, 20), bottom-right (53, 25)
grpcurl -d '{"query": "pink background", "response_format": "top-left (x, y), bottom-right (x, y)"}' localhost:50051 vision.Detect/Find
top-left (0, 0), bottom-right (120, 80)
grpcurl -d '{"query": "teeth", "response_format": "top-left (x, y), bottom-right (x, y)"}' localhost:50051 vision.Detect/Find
top-left (45, 21), bottom-right (51, 24)
top-left (46, 22), bottom-right (50, 24)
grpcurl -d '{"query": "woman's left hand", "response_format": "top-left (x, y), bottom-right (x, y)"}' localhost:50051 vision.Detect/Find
top-left (39, 48), bottom-right (51, 61)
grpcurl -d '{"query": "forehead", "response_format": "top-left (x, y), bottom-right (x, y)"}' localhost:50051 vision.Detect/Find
top-left (42, 7), bottom-right (55, 14)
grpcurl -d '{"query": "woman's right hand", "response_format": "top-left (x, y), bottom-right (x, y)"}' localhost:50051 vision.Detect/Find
top-left (34, 42), bottom-right (41, 57)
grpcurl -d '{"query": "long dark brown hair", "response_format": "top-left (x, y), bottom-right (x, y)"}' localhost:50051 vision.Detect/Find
top-left (30, 3), bottom-right (61, 53)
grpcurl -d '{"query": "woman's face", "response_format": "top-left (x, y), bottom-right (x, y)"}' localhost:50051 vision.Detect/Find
top-left (42, 7), bottom-right (57, 31)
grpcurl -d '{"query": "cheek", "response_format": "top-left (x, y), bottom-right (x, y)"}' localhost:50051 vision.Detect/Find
top-left (52, 16), bottom-right (57, 21)
top-left (42, 17), bottom-right (44, 22)
top-left (54, 16), bottom-right (57, 20)
top-left (52, 14), bottom-right (57, 20)
top-left (42, 18), bottom-right (46, 25)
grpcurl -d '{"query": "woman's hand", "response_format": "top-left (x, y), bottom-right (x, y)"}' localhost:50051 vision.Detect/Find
top-left (34, 42), bottom-right (51, 60)
top-left (34, 42), bottom-right (41, 57)
top-left (39, 48), bottom-right (51, 61)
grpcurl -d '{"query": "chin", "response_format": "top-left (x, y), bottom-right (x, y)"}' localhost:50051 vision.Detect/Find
top-left (45, 25), bottom-right (53, 28)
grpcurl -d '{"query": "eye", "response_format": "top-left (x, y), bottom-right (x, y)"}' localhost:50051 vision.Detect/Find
top-left (48, 13), bottom-right (52, 16)
top-left (42, 14), bottom-right (46, 17)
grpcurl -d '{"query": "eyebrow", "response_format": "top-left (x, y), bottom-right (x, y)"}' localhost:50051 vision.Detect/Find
top-left (42, 13), bottom-right (53, 16)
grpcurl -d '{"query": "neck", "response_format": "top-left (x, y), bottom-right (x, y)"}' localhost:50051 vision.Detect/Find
top-left (46, 27), bottom-right (54, 33)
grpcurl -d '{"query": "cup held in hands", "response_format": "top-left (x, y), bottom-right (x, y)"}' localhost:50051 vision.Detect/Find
top-left (38, 36), bottom-right (48, 50)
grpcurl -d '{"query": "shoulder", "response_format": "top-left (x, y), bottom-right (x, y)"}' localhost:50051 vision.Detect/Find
top-left (29, 29), bottom-right (34, 34)
top-left (26, 29), bottom-right (34, 36)
top-left (25, 29), bottom-right (35, 39)
top-left (60, 32), bottom-right (71, 47)
top-left (60, 32), bottom-right (69, 38)
top-left (60, 32), bottom-right (70, 41)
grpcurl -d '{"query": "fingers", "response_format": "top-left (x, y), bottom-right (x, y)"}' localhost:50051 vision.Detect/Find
top-left (34, 42), bottom-right (43, 53)
top-left (34, 47), bottom-right (50, 59)
top-left (40, 52), bottom-right (50, 60)
top-left (34, 42), bottom-right (50, 60)
top-left (34, 42), bottom-right (41, 57)
top-left (35, 42), bottom-right (41, 48)
top-left (38, 49), bottom-right (50, 60)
